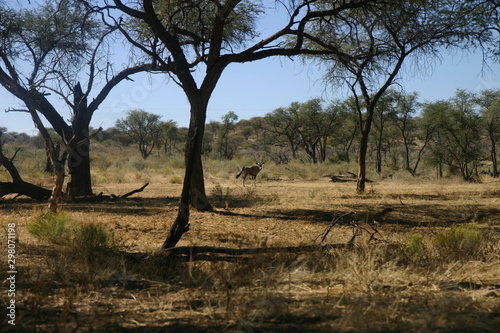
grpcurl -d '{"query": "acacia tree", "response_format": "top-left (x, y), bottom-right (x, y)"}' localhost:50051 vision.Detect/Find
top-left (313, 0), bottom-right (500, 193)
top-left (390, 91), bottom-right (425, 175)
top-left (159, 120), bottom-right (181, 155)
top-left (89, 0), bottom-right (384, 248)
top-left (215, 111), bottom-right (240, 160)
top-left (425, 90), bottom-right (483, 181)
top-left (371, 93), bottom-right (398, 174)
top-left (330, 97), bottom-right (359, 163)
top-left (116, 110), bottom-right (163, 159)
top-left (477, 89), bottom-right (500, 177)
top-left (0, 0), bottom-right (154, 198)
top-left (422, 100), bottom-right (452, 178)
top-left (263, 106), bottom-right (301, 160)
top-left (295, 98), bottom-right (337, 163)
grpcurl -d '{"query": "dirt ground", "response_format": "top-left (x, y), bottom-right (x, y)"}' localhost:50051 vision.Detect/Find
top-left (1, 176), bottom-right (499, 332)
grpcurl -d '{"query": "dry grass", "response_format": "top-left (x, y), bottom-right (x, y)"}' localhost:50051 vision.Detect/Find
top-left (1, 159), bottom-right (499, 332)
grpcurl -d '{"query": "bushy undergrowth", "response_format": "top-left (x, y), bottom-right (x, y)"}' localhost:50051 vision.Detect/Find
top-left (434, 223), bottom-right (483, 260)
top-left (27, 212), bottom-right (119, 252)
top-left (26, 212), bottom-right (70, 245)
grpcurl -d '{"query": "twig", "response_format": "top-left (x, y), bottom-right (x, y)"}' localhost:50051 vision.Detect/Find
top-left (318, 212), bottom-right (355, 243)
top-left (118, 183), bottom-right (149, 198)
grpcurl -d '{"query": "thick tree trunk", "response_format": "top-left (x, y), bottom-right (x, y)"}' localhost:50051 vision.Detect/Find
top-left (187, 99), bottom-right (213, 212)
top-left (67, 138), bottom-right (93, 197)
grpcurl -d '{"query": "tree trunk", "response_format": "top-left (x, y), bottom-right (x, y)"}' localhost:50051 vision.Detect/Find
top-left (163, 135), bottom-right (197, 248)
top-left (67, 137), bottom-right (93, 197)
top-left (490, 134), bottom-right (498, 177)
top-left (357, 130), bottom-right (369, 193)
top-left (162, 95), bottom-right (213, 249)
top-left (376, 141), bottom-right (382, 174)
top-left (0, 181), bottom-right (52, 200)
top-left (187, 99), bottom-right (213, 212)
top-left (48, 159), bottom-right (67, 213)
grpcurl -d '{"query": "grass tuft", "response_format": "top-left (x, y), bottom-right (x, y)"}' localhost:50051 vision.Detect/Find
top-left (27, 212), bottom-right (119, 252)
top-left (434, 223), bottom-right (483, 259)
top-left (26, 212), bottom-right (71, 245)
top-left (72, 222), bottom-right (119, 252)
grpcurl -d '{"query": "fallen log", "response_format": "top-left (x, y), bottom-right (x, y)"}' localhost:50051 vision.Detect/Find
top-left (0, 181), bottom-right (52, 200)
top-left (71, 183), bottom-right (150, 202)
top-left (0, 134), bottom-right (52, 200)
top-left (322, 174), bottom-right (373, 183)
top-left (158, 243), bottom-right (350, 261)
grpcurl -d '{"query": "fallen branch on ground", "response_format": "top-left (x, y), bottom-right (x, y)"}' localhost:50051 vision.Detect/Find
top-left (74, 183), bottom-right (150, 202)
top-left (318, 212), bottom-right (356, 243)
top-left (322, 173), bottom-right (373, 183)
top-left (158, 243), bottom-right (350, 261)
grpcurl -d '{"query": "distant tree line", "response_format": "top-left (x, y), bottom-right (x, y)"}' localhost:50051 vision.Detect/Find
top-left (3, 87), bottom-right (498, 183)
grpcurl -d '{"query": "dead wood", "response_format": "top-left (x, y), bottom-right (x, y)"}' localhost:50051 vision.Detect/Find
top-left (119, 182), bottom-right (149, 198)
top-left (158, 243), bottom-right (350, 261)
top-left (0, 181), bottom-right (52, 200)
top-left (318, 212), bottom-right (356, 243)
top-left (0, 132), bottom-right (52, 200)
top-left (322, 174), bottom-right (373, 183)
top-left (71, 183), bottom-right (150, 202)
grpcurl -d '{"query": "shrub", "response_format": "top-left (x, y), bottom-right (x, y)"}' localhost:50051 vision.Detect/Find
top-left (211, 183), bottom-right (232, 202)
top-left (406, 234), bottom-right (426, 256)
top-left (434, 223), bottom-right (482, 259)
top-left (26, 213), bottom-right (71, 244)
top-left (72, 223), bottom-right (118, 252)
top-left (170, 176), bottom-right (183, 184)
top-left (28, 213), bottom-right (119, 252)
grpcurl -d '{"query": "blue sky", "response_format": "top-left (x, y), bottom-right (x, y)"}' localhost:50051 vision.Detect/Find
top-left (1, 50), bottom-right (499, 135)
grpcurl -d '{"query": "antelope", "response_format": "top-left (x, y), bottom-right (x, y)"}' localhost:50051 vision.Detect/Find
top-left (236, 162), bottom-right (264, 186)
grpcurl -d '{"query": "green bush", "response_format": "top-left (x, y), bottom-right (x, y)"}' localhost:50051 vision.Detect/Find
top-left (434, 223), bottom-right (482, 259)
top-left (405, 234), bottom-right (427, 258)
top-left (26, 213), bottom-right (71, 244)
top-left (169, 176), bottom-right (183, 184)
top-left (72, 223), bottom-right (117, 251)
top-left (28, 213), bottom-right (118, 252)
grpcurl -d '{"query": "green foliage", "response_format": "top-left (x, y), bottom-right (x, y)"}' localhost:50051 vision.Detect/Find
top-left (215, 111), bottom-right (242, 160)
top-left (423, 90), bottom-right (484, 180)
top-left (169, 176), bottom-right (183, 184)
top-left (434, 224), bottom-right (482, 259)
top-left (27, 213), bottom-right (118, 251)
top-left (116, 110), bottom-right (164, 159)
top-left (27, 213), bottom-right (71, 245)
top-left (405, 234), bottom-right (426, 257)
top-left (72, 223), bottom-right (118, 252)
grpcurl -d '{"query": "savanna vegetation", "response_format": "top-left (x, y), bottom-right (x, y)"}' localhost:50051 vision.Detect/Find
top-left (1, 0), bottom-right (500, 331)
top-left (1, 120), bottom-right (499, 331)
